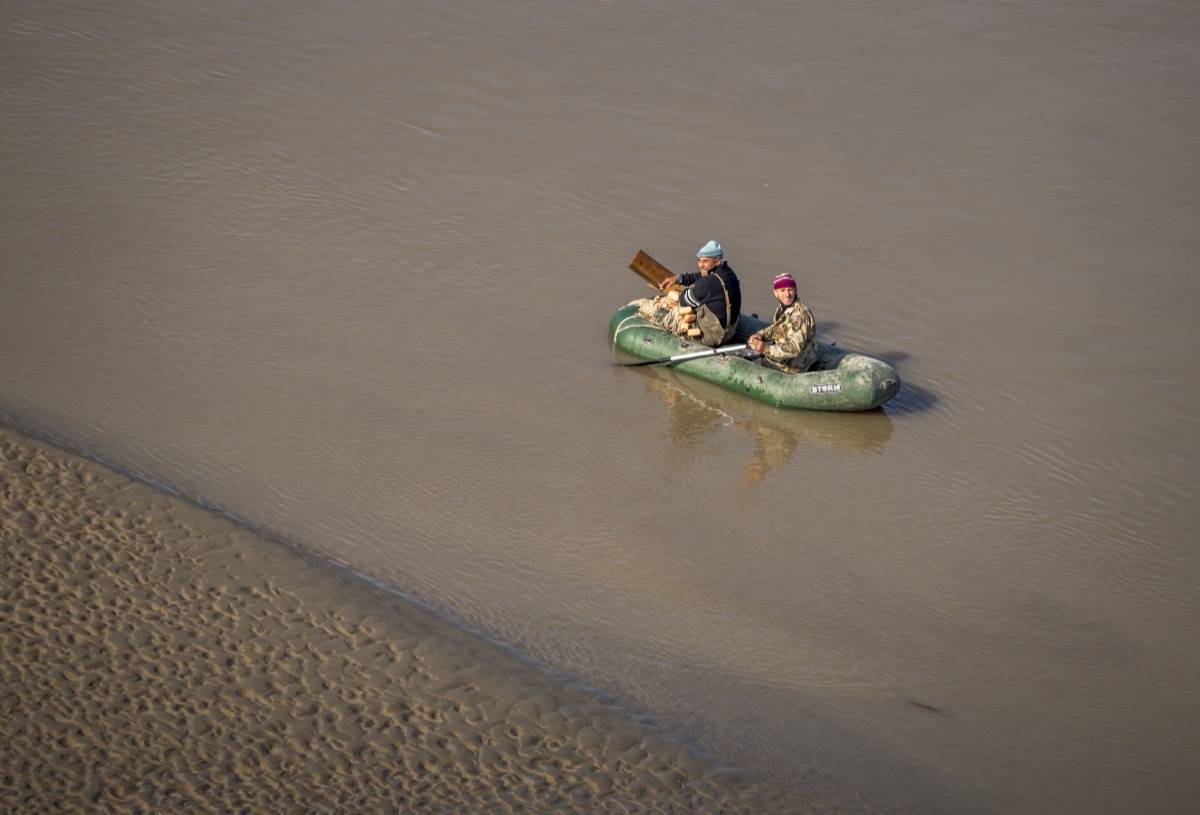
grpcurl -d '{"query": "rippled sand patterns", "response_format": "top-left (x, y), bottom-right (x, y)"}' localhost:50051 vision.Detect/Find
top-left (0, 429), bottom-right (778, 813)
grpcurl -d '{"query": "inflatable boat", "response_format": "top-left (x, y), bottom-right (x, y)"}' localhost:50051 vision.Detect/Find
top-left (610, 304), bottom-right (900, 411)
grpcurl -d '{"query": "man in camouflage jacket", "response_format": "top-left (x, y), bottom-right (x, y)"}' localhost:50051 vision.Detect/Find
top-left (747, 273), bottom-right (817, 373)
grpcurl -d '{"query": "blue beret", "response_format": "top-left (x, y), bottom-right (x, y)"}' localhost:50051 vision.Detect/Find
top-left (696, 240), bottom-right (724, 259)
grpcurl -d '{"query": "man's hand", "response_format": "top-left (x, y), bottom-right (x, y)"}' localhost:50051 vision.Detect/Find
top-left (657, 275), bottom-right (679, 292)
top-left (748, 334), bottom-right (766, 354)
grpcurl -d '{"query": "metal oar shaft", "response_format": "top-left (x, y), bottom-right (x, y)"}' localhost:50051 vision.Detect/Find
top-left (668, 343), bottom-right (747, 363)
top-left (621, 343), bottom-right (749, 367)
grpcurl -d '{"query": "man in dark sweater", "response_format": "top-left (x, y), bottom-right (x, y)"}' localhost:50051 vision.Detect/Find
top-left (644, 240), bottom-right (742, 347)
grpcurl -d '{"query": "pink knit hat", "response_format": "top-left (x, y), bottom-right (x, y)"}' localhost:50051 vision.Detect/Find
top-left (772, 273), bottom-right (796, 290)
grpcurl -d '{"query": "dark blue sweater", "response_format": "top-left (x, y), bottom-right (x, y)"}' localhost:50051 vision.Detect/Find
top-left (677, 262), bottom-right (742, 329)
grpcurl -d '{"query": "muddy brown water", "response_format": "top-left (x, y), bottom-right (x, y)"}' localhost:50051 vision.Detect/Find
top-left (3, 1), bottom-right (1199, 812)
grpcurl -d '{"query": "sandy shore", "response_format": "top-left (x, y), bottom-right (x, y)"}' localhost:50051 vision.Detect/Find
top-left (0, 428), bottom-right (780, 813)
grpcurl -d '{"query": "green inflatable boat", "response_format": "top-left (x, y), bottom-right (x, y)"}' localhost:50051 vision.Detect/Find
top-left (609, 304), bottom-right (901, 411)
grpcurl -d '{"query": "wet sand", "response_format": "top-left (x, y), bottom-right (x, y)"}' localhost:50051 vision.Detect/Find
top-left (0, 427), bottom-right (779, 813)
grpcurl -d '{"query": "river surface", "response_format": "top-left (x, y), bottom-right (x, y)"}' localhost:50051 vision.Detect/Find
top-left (3, 1), bottom-right (1199, 812)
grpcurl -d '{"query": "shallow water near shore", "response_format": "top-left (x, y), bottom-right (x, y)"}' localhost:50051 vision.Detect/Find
top-left (3, 0), bottom-right (1200, 812)
top-left (1, 428), bottom-right (781, 813)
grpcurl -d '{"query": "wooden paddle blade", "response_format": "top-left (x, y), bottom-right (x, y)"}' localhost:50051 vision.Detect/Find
top-left (629, 250), bottom-right (677, 291)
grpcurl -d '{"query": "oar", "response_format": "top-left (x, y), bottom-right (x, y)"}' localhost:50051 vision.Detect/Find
top-left (618, 343), bottom-right (755, 367)
top-left (629, 250), bottom-right (684, 293)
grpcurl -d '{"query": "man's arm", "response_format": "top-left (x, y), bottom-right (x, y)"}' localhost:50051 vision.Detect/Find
top-left (678, 275), bottom-right (717, 310)
top-left (761, 305), bottom-right (815, 362)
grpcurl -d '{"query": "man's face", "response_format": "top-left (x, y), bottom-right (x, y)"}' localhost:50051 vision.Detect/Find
top-left (696, 256), bottom-right (720, 275)
top-left (774, 286), bottom-right (797, 307)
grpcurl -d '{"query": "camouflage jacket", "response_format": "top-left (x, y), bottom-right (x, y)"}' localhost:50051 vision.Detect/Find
top-left (757, 300), bottom-right (816, 372)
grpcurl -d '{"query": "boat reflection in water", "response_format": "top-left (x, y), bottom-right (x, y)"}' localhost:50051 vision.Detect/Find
top-left (639, 365), bottom-right (894, 484)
